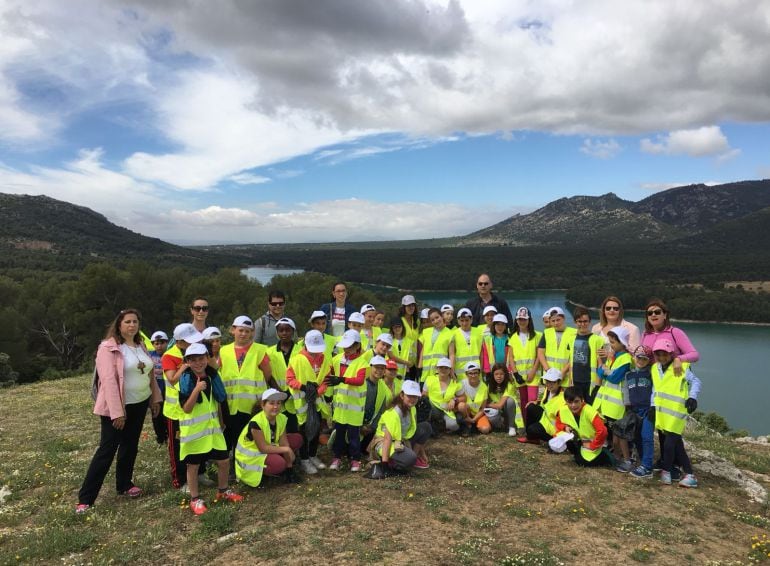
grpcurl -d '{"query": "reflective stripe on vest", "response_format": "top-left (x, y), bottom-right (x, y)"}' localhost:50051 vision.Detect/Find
top-left (288, 352), bottom-right (332, 426)
top-left (235, 411), bottom-right (286, 487)
top-left (179, 389), bottom-right (226, 460)
top-left (651, 361), bottom-right (690, 435)
top-left (592, 352), bottom-right (630, 420)
top-left (557, 403), bottom-right (603, 462)
top-left (219, 342), bottom-right (269, 415)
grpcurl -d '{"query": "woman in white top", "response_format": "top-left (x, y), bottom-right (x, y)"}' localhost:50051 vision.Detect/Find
top-left (76, 308), bottom-right (162, 513)
top-left (591, 296), bottom-right (640, 352)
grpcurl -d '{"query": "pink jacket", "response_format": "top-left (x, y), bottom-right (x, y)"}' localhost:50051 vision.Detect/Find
top-left (93, 338), bottom-right (162, 420)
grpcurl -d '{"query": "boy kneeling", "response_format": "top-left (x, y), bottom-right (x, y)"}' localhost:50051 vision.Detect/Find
top-left (552, 386), bottom-right (612, 467)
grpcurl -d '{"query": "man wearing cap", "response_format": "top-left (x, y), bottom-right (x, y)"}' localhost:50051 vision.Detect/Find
top-left (464, 273), bottom-right (514, 333)
top-left (254, 290), bottom-right (288, 347)
top-left (161, 323), bottom-right (204, 489)
top-left (266, 318), bottom-right (302, 434)
top-left (537, 307), bottom-right (577, 387)
top-left (219, 316), bottom-right (276, 457)
top-left (449, 308), bottom-right (482, 381)
top-left (359, 304), bottom-right (383, 351)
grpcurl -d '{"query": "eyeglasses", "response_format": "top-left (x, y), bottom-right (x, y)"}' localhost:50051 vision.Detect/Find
top-left (477, 281), bottom-right (490, 286)
top-left (647, 308), bottom-right (664, 316)
top-left (604, 306), bottom-right (620, 311)
top-left (191, 305), bottom-right (209, 312)
top-left (575, 319), bottom-right (590, 324)
top-left (270, 301), bottom-right (285, 307)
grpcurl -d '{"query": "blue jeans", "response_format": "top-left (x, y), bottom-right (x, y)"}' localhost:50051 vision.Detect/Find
top-left (633, 406), bottom-right (654, 470)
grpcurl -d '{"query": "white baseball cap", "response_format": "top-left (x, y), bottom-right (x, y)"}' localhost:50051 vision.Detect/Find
top-left (464, 361), bottom-right (481, 372)
top-left (370, 355), bottom-right (387, 367)
top-left (436, 357), bottom-right (452, 368)
top-left (304, 330), bottom-right (326, 353)
top-left (262, 388), bottom-right (288, 402)
top-left (276, 317), bottom-right (296, 330)
top-left (338, 329), bottom-right (361, 349)
top-left (232, 315), bottom-right (254, 328)
top-left (515, 307), bottom-right (530, 320)
top-left (348, 312), bottom-right (365, 324)
top-left (150, 331), bottom-right (168, 341)
top-left (376, 333), bottom-right (393, 346)
top-left (400, 380), bottom-right (421, 397)
top-left (184, 342), bottom-right (208, 358)
top-left (401, 295), bottom-right (416, 306)
top-left (173, 323), bottom-right (203, 344)
top-left (201, 326), bottom-right (221, 340)
top-left (492, 313), bottom-right (509, 324)
top-left (609, 326), bottom-right (630, 348)
top-left (420, 308), bottom-right (430, 319)
top-left (457, 308), bottom-right (472, 318)
top-left (360, 304), bottom-right (376, 313)
top-left (542, 368), bottom-right (563, 382)
top-left (440, 304), bottom-right (454, 313)
top-left (549, 307), bottom-right (566, 317)
top-left (482, 305), bottom-right (498, 316)
top-left (308, 310), bottom-right (327, 322)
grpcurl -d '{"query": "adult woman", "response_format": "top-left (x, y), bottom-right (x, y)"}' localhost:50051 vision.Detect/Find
top-left (76, 309), bottom-right (163, 513)
top-left (591, 296), bottom-right (640, 352)
top-left (398, 295), bottom-right (420, 341)
top-left (190, 296), bottom-right (209, 333)
top-left (320, 281), bottom-right (357, 337)
top-left (641, 298), bottom-right (699, 376)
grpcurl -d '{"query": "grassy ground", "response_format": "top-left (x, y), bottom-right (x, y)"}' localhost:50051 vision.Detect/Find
top-left (1, 375), bottom-right (768, 565)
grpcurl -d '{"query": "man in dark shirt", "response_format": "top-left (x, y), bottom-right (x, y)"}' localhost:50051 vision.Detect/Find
top-left (464, 273), bottom-right (513, 333)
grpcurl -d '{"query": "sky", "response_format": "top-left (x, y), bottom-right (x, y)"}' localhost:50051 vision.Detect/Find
top-left (1, 0), bottom-right (769, 244)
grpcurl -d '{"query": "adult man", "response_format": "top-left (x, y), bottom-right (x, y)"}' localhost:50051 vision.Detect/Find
top-left (464, 273), bottom-right (513, 333)
top-left (254, 290), bottom-right (287, 347)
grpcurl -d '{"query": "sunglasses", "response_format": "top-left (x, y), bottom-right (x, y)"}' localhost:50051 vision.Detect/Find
top-left (477, 281), bottom-right (490, 286)
top-left (191, 305), bottom-right (209, 312)
top-left (604, 306), bottom-right (620, 311)
top-left (647, 308), bottom-right (664, 316)
top-left (270, 301), bottom-right (285, 307)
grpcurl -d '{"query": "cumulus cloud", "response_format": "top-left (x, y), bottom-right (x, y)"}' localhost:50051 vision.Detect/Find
top-left (150, 198), bottom-right (517, 244)
top-left (640, 126), bottom-right (737, 158)
top-left (579, 138), bottom-right (621, 159)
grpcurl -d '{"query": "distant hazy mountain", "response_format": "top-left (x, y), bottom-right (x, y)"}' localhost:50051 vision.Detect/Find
top-left (460, 179), bottom-right (770, 246)
top-left (0, 193), bottom-right (237, 272)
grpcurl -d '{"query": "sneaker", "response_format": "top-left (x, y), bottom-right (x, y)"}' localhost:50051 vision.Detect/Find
top-left (119, 486), bottom-right (142, 497)
top-left (615, 459), bottom-right (633, 473)
top-left (660, 470), bottom-right (672, 485)
top-left (517, 436), bottom-right (540, 445)
top-left (630, 465), bottom-right (653, 479)
top-left (75, 503), bottom-right (91, 514)
top-left (214, 489), bottom-right (243, 504)
top-left (198, 473), bottom-right (215, 487)
top-left (329, 458), bottom-right (342, 471)
top-left (414, 457), bottom-right (429, 469)
top-left (309, 456), bottom-right (326, 470)
top-left (508, 427), bottom-right (517, 437)
top-left (190, 498), bottom-right (207, 515)
top-left (350, 460), bottom-right (362, 472)
top-left (678, 474), bottom-right (699, 488)
top-left (671, 467), bottom-right (682, 482)
top-left (180, 484), bottom-right (190, 495)
top-left (301, 459), bottom-right (318, 475)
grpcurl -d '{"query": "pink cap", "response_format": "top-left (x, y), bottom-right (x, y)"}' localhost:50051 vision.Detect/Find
top-left (652, 339), bottom-right (675, 353)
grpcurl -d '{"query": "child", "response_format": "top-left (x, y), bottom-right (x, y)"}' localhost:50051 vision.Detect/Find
top-left (594, 326), bottom-right (633, 472)
top-left (359, 304), bottom-right (383, 351)
top-left (541, 310), bottom-right (552, 330)
top-left (519, 367), bottom-right (565, 444)
top-left (537, 307), bottom-right (577, 388)
top-left (149, 330), bottom-right (169, 444)
top-left (478, 305), bottom-right (497, 337)
top-left (201, 326), bottom-right (222, 369)
top-left (457, 362), bottom-right (491, 435)
top-left (286, 330), bottom-right (333, 475)
top-left (330, 330), bottom-right (370, 472)
top-left (361, 355), bottom-right (388, 451)
top-left (481, 314), bottom-right (512, 376)
top-left (554, 386), bottom-right (612, 467)
top-left (650, 339), bottom-right (701, 487)
top-left (307, 311), bottom-right (337, 356)
top-left (569, 307), bottom-right (605, 404)
top-left (369, 380), bottom-right (431, 471)
top-left (450, 307), bottom-right (483, 381)
top-left (627, 346), bottom-right (655, 479)
top-left (267, 318), bottom-right (302, 433)
top-left (440, 304), bottom-right (456, 329)
top-left (235, 389), bottom-right (303, 486)
top-left (509, 307), bottom-right (542, 416)
top-left (485, 362), bottom-right (524, 436)
top-left (389, 318), bottom-right (416, 380)
top-left (417, 308), bottom-right (453, 383)
top-left (423, 357), bottom-right (462, 434)
top-left (178, 343), bottom-right (243, 515)
top-left (374, 309), bottom-right (387, 331)
top-left (219, 316), bottom-right (275, 455)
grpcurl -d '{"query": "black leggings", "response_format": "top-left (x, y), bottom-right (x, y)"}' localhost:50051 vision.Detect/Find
top-left (662, 431), bottom-right (692, 474)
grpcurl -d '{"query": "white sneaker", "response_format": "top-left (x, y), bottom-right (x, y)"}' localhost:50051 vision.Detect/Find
top-left (508, 427), bottom-right (517, 437)
top-left (180, 484), bottom-right (190, 495)
top-left (309, 456), bottom-right (326, 470)
top-left (301, 459), bottom-right (318, 475)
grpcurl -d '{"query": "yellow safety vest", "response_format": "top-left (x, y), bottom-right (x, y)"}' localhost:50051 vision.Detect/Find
top-left (508, 331), bottom-right (542, 386)
top-left (462, 380), bottom-right (489, 416)
top-left (267, 343), bottom-right (301, 414)
top-left (161, 345), bottom-right (183, 420)
top-left (419, 327), bottom-right (453, 382)
top-left (651, 362), bottom-right (691, 435)
top-left (288, 352), bottom-right (332, 426)
top-left (452, 327), bottom-right (483, 380)
top-left (219, 342), bottom-right (269, 415)
top-left (333, 353), bottom-right (371, 426)
top-left (543, 327), bottom-right (578, 387)
top-left (374, 378), bottom-right (402, 419)
top-left (486, 381), bottom-right (524, 428)
top-left (235, 411), bottom-right (287, 487)
top-left (538, 389), bottom-right (565, 436)
top-left (566, 333), bottom-right (605, 387)
top-left (179, 385), bottom-right (226, 460)
top-left (556, 402), bottom-right (603, 462)
top-left (401, 316), bottom-right (420, 342)
top-left (424, 374), bottom-right (462, 418)
top-left (360, 326), bottom-right (383, 352)
top-left (592, 351), bottom-right (631, 420)
top-left (374, 405), bottom-right (417, 458)
top-left (391, 337), bottom-right (416, 378)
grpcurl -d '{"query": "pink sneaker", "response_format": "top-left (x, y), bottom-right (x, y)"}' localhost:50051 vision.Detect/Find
top-left (329, 458), bottom-right (342, 471)
top-left (190, 498), bottom-right (207, 516)
top-left (414, 457), bottom-right (429, 469)
top-left (350, 460), bottom-right (361, 472)
top-left (119, 486), bottom-right (142, 498)
top-left (75, 503), bottom-right (91, 514)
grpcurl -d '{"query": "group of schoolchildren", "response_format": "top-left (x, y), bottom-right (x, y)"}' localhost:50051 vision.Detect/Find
top-left (144, 294), bottom-right (702, 516)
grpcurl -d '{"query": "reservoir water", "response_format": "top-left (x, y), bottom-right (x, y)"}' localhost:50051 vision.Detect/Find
top-left (241, 270), bottom-right (768, 436)
top-left (417, 290), bottom-right (769, 436)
